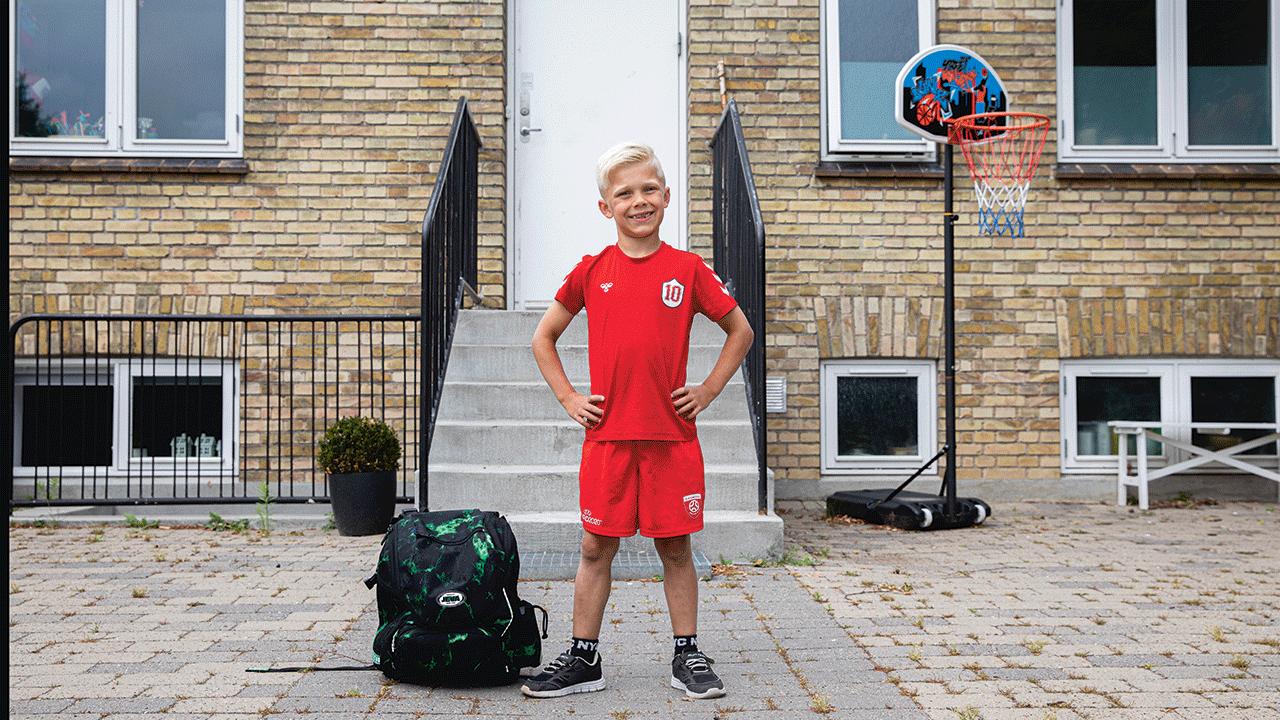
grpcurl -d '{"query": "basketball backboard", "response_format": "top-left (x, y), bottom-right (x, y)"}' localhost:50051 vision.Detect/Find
top-left (894, 44), bottom-right (1009, 143)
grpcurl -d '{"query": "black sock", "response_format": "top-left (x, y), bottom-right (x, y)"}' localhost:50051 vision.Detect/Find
top-left (674, 634), bottom-right (698, 655)
top-left (570, 637), bottom-right (598, 661)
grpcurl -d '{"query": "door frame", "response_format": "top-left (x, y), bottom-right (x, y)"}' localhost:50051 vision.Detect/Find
top-left (504, 0), bottom-right (690, 310)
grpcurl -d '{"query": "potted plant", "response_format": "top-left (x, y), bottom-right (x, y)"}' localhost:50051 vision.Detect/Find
top-left (317, 416), bottom-right (401, 536)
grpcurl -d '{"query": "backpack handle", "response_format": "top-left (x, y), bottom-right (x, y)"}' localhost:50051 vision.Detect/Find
top-left (411, 527), bottom-right (486, 546)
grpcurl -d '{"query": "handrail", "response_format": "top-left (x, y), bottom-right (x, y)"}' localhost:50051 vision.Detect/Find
top-left (709, 98), bottom-right (768, 514)
top-left (419, 97), bottom-right (483, 511)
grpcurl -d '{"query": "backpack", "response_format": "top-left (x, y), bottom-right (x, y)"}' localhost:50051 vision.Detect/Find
top-left (363, 508), bottom-right (547, 686)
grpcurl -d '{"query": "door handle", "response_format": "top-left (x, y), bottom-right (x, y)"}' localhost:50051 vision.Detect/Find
top-left (520, 126), bottom-right (542, 137)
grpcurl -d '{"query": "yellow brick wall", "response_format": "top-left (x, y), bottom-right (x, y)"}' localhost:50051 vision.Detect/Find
top-left (687, 0), bottom-right (1280, 484)
top-left (8, 0), bottom-right (509, 319)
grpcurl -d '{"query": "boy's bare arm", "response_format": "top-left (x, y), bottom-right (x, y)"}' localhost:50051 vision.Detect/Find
top-left (531, 301), bottom-right (605, 428)
top-left (672, 306), bottom-right (755, 420)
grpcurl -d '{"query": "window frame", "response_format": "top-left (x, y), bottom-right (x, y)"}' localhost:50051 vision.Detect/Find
top-left (13, 360), bottom-right (117, 477)
top-left (8, 0), bottom-right (244, 158)
top-left (1057, 0), bottom-right (1280, 163)
top-left (819, 0), bottom-right (937, 161)
top-left (1060, 358), bottom-right (1280, 474)
top-left (12, 357), bottom-right (240, 477)
top-left (1059, 360), bottom-right (1177, 472)
top-left (820, 359), bottom-right (937, 475)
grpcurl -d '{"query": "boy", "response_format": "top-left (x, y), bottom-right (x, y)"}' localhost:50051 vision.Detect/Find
top-left (524, 142), bottom-right (753, 700)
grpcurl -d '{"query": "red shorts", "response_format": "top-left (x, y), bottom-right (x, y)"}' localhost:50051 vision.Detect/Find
top-left (578, 439), bottom-right (705, 538)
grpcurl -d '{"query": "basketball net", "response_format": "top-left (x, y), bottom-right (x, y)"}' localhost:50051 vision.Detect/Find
top-left (947, 112), bottom-right (1050, 238)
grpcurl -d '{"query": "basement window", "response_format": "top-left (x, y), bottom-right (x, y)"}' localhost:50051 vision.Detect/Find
top-left (1060, 359), bottom-right (1279, 473)
top-left (821, 360), bottom-right (937, 474)
top-left (12, 358), bottom-right (238, 474)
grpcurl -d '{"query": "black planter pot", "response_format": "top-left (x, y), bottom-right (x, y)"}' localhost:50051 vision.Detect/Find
top-left (328, 471), bottom-right (396, 536)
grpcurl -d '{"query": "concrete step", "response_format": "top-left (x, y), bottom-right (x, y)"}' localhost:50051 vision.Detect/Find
top-left (503, 510), bottom-right (783, 567)
top-left (428, 420), bottom-right (755, 466)
top-left (424, 463), bottom-right (762, 512)
top-left (445, 343), bottom-right (734, 383)
top-left (435, 380), bottom-right (750, 422)
top-left (455, 309), bottom-right (729, 346)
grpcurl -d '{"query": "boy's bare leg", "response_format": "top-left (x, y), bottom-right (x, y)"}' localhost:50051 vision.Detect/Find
top-left (572, 531), bottom-right (620, 639)
top-left (654, 535), bottom-right (697, 636)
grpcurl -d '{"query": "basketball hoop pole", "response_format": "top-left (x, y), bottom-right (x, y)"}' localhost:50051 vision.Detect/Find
top-left (942, 143), bottom-right (959, 521)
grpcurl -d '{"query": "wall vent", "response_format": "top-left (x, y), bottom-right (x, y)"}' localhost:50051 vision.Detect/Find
top-left (765, 375), bottom-right (787, 414)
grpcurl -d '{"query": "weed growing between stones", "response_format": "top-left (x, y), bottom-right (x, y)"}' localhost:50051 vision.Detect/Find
top-left (124, 515), bottom-right (159, 529)
top-left (206, 512), bottom-right (250, 533)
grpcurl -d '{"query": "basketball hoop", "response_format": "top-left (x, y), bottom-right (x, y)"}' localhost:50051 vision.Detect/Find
top-left (947, 112), bottom-right (1050, 238)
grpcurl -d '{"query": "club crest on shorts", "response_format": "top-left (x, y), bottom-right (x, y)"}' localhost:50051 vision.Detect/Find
top-left (661, 278), bottom-right (685, 308)
top-left (682, 493), bottom-right (702, 517)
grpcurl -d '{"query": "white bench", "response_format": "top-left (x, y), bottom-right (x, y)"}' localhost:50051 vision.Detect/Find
top-left (1109, 421), bottom-right (1280, 510)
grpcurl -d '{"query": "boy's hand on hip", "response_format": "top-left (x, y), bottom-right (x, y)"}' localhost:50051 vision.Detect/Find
top-left (672, 384), bottom-right (717, 420)
top-left (562, 392), bottom-right (605, 429)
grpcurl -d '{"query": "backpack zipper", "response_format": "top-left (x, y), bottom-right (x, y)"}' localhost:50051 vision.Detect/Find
top-left (498, 587), bottom-right (515, 638)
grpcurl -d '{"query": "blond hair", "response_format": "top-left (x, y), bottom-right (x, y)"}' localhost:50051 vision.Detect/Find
top-left (595, 141), bottom-right (666, 197)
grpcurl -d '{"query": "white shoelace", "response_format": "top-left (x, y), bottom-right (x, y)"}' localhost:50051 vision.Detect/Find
top-left (543, 652), bottom-right (573, 674)
top-left (682, 652), bottom-right (712, 674)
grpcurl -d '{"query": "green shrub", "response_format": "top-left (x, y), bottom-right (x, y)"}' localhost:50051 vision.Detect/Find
top-left (317, 416), bottom-right (401, 474)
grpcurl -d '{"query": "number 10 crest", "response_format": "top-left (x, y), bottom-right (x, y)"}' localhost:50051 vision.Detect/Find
top-left (661, 279), bottom-right (685, 308)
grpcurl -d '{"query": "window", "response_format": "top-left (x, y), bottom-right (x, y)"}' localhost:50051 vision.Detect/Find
top-left (13, 358), bottom-right (239, 475)
top-left (10, 0), bottom-right (244, 157)
top-left (821, 360), bottom-right (937, 474)
top-left (1058, 0), bottom-right (1280, 162)
top-left (1061, 359), bottom-right (1279, 473)
top-left (821, 0), bottom-right (936, 160)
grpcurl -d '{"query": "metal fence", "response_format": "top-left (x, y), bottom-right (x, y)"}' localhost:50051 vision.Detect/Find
top-left (710, 98), bottom-right (768, 514)
top-left (5, 315), bottom-right (420, 507)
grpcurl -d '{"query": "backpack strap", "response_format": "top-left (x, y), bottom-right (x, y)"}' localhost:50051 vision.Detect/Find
top-left (247, 664), bottom-right (376, 673)
top-left (530, 603), bottom-right (549, 639)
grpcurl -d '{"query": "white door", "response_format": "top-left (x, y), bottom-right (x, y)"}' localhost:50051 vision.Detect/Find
top-left (509, 1), bottom-right (687, 310)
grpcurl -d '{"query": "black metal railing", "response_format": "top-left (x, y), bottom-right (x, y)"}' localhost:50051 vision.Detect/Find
top-left (420, 96), bottom-right (483, 511)
top-left (5, 315), bottom-right (420, 507)
top-left (710, 98), bottom-right (768, 514)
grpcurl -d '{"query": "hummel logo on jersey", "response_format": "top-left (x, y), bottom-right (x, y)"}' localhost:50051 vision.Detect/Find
top-left (581, 508), bottom-right (603, 526)
top-left (600, 282), bottom-right (613, 293)
top-left (661, 278), bottom-right (685, 308)
top-left (711, 270), bottom-right (731, 296)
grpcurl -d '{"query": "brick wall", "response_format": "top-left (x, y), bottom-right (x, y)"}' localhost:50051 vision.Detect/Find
top-left (687, 0), bottom-right (1280, 487)
top-left (9, 0), bottom-right (509, 320)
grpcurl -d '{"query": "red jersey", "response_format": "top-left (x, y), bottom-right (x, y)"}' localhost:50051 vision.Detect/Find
top-left (554, 241), bottom-right (738, 441)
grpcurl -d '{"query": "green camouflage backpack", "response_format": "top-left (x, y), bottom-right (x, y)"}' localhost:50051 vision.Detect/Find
top-left (364, 509), bottom-right (547, 686)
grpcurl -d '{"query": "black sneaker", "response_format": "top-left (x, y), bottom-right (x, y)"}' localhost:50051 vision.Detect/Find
top-left (671, 650), bottom-right (726, 699)
top-left (520, 650), bottom-right (605, 698)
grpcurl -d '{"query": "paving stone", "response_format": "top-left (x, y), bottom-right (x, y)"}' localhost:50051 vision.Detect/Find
top-left (11, 501), bottom-right (1280, 718)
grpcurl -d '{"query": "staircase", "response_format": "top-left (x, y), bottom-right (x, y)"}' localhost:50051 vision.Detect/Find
top-left (426, 309), bottom-right (783, 576)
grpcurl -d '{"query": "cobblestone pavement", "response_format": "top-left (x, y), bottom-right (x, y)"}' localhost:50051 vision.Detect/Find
top-left (8, 500), bottom-right (1279, 719)
top-left (783, 499), bottom-right (1280, 720)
